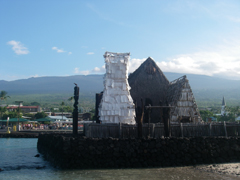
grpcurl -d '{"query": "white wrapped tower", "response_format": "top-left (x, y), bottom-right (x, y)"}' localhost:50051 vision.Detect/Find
top-left (99, 52), bottom-right (136, 124)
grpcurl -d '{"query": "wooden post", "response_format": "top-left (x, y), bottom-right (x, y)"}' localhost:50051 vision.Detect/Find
top-left (180, 123), bottom-right (184, 137)
top-left (152, 124), bottom-right (155, 138)
top-left (148, 104), bottom-right (151, 138)
top-left (238, 121), bottom-right (240, 136)
top-left (137, 99), bottom-right (144, 138)
top-left (163, 103), bottom-right (171, 137)
top-left (145, 104), bottom-right (173, 138)
top-left (224, 121), bottom-right (228, 137)
top-left (209, 122), bottom-right (212, 136)
top-left (73, 84), bottom-right (79, 136)
top-left (119, 122), bottom-right (122, 138)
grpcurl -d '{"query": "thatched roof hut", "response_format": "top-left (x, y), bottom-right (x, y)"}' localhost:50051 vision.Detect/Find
top-left (96, 56), bottom-right (202, 123)
top-left (128, 57), bottom-right (202, 123)
top-left (128, 57), bottom-right (169, 123)
top-left (167, 75), bottom-right (201, 123)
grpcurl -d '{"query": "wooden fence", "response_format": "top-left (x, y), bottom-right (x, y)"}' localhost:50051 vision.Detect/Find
top-left (84, 122), bottom-right (240, 138)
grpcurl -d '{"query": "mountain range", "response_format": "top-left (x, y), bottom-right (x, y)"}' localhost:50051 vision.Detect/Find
top-left (0, 73), bottom-right (239, 106)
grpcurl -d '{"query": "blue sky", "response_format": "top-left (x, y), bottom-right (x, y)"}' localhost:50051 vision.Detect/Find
top-left (1, 0), bottom-right (240, 81)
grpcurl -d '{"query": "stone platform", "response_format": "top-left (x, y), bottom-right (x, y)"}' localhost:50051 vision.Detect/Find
top-left (37, 134), bottom-right (240, 169)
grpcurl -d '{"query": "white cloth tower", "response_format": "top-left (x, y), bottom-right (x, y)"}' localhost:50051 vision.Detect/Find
top-left (99, 52), bottom-right (136, 124)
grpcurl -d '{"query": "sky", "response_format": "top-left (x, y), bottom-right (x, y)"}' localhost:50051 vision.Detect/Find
top-left (1, 0), bottom-right (240, 81)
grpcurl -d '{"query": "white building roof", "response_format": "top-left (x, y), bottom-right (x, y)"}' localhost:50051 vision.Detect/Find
top-left (48, 116), bottom-right (68, 120)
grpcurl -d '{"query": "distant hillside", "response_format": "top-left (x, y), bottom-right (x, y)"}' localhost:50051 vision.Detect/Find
top-left (0, 73), bottom-right (239, 107)
top-left (0, 75), bottom-right (104, 94)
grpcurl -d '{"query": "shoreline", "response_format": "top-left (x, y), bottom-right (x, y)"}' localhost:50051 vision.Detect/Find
top-left (195, 163), bottom-right (240, 177)
top-left (0, 130), bottom-right (83, 138)
top-left (1, 132), bottom-right (240, 177)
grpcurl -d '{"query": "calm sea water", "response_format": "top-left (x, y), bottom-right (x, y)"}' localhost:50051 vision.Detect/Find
top-left (0, 138), bottom-right (238, 180)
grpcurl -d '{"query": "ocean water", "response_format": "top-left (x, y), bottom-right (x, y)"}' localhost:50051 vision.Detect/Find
top-left (0, 138), bottom-right (238, 180)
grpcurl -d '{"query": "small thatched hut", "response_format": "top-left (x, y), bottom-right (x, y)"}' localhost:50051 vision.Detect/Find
top-left (167, 75), bottom-right (201, 123)
top-left (128, 57), bottom-right (202, 123)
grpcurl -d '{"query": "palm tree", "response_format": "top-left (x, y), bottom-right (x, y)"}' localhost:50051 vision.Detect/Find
top-left (0, 91), bottom-right (10, 104)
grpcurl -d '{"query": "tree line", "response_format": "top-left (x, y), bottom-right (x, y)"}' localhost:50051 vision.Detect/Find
top-left (200, 106), bottom-right (240, 122)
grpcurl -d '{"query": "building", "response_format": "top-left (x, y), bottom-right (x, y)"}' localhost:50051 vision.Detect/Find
top-left (128, 57), bottom-right (202, 123)
top-left (51, 112), bottom-right (92, 121)
top-left (221, 96), bottom-right (226, 116)
top-left (207, 116), bottom-right (217, 122)
top-left (7, 105), bottom-right (41, 114)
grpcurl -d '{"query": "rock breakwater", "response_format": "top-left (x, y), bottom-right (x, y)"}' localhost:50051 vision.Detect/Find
top-left (37, 134), bottom-right (240, 169)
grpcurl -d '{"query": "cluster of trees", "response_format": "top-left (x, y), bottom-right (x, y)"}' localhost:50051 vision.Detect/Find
top-left (0, 90), bottom-right (95, 121)
top-left (200, 106), bottom-right (240, 122)
top-left (0, 91), bottom-right (48, 120)
top-left (0, 107), bottom-right (48, 120)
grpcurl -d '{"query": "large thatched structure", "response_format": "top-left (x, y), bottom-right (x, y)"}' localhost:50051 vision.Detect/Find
top-left (128, 57), bottom-right (169, 123)
top-left (128, 57), bottom-right (202, 123)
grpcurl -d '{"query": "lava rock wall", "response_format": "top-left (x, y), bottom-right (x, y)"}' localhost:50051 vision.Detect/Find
top-left (37, 134), bottom-right (240, 169)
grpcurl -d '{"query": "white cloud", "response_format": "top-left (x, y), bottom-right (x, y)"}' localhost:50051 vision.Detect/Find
top-left (68, 52), bottom-right (72, 55)
top-left (73, 41), bottom-right (240, 80)
top-left (128, 58), bottom-right (146, 73)
top-left (7, 40), bottom-right (29, 55)
top-left (74, 68), bottom-right (80, 74)
top-left (80, 71), bottom-right (90, 75)
top-left (74, 65), bottom-right (105, 75)
top-left (74, 68), bottom-right (90, 75)
top-left (87, 52), bottom-right (94, 55)
top-left (93, 67), bottom-right (100, 71)
top-left (153, 42), bottom-right (240, 80)
top-left (52, 47), bottom-right (65, 53)
top-left (93, 65), bottom-right (105, 73)
top-left (31, 74), bottom-right (40, 78)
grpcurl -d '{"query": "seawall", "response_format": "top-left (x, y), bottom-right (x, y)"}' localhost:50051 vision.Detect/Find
top-left (37, 134), bottom-right (240, 169)
top-left (0, 133), bottom-right (38, 138)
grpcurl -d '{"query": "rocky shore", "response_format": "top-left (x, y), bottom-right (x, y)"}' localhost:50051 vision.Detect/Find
top-left (196, 163), bottom-right (240, 177)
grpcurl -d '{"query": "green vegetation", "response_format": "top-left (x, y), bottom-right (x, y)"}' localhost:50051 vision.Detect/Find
top-left (193, 89), bottom-right (240, 108)
top-left (2, 111), bottom-right (22, 120)
top-left (0, 91), bottom-right (10, 103)
top-left (7, 93), bottom-right (95, 110)
top-left (199, 110), bottom-right (216, 121)
top-left (0, 90), bottom-right (239, 123)
top-left (34, 112), bottom-right (48, 119)
top-left (0, 106), bottom-right (7, 119)
top-left (200, 106), bottom-right (240, 122)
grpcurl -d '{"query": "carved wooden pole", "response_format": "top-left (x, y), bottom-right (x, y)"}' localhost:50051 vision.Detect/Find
top-left (73, 84), bottom-right (79, 136)
top-left (95, 92), bottom-right (103, 124)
